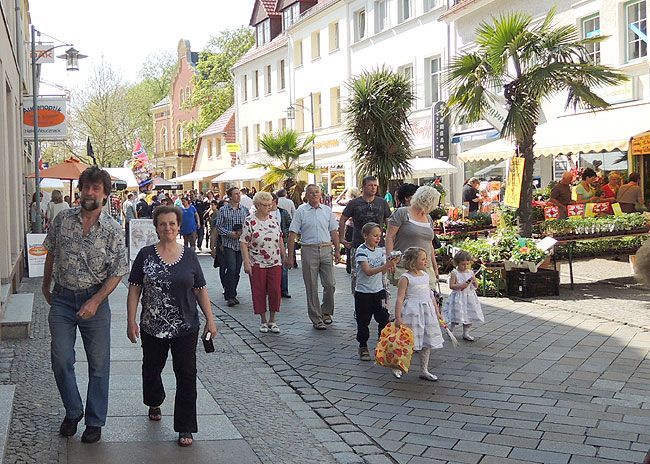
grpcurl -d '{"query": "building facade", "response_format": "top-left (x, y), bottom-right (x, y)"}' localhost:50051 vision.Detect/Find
top-left (151, 39), bottom-right (199, 180)
top-left (1, 0), bottom-right (32, 302)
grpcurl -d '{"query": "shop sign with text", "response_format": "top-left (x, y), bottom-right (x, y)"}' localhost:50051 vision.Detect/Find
top-left (23, 96), bottom-right (67, 140)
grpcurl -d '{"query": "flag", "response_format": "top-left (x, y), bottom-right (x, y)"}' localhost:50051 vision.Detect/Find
top-left (132, 136), bottom-right (149, 163)
top-left (86, 137), bottom-right (97, 165)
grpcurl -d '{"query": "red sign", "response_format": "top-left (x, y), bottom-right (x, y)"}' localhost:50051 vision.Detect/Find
top-left (567, 204), bottom-right (585, 217)
top-left (544, 206), bottom-right (560, 220)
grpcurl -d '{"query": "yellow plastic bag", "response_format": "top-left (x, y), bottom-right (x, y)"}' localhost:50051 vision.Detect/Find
top-left (374, 322), bottom-right (415, 373)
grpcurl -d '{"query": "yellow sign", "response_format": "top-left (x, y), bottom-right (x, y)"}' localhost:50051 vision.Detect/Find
top-left (612, 202), bottom-right (624, 216)
top-left (504, 157), bottom-right (525, 208)
top-left (630, 130), bottom-right (650, 156)
top-left (226, 143), bottom-right (240, 152)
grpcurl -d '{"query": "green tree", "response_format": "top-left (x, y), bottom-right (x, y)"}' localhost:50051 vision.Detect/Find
top-left (446, 8), bottom-right (628, 236)
top-left (184, 27), bottom-right (255, 152)
top-left (254, 129), bottom-right (317, 206)
top-left (345, 66), bottom-right (414, 195)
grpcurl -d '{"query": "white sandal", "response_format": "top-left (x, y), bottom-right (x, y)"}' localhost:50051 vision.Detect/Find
top-left (259, 323), bottom-right (269, 333)
top-left (268, 322), bottom-right (280, 334)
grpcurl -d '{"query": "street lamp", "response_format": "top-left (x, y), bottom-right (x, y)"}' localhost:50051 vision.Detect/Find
top-left (287, 92), bottom-right (316, 183)
top-left (30, 26), bottom-right (86, 233)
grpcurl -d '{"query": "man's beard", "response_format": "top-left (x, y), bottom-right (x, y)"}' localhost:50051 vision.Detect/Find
top-left (81, 197), bottom-right (101, 211)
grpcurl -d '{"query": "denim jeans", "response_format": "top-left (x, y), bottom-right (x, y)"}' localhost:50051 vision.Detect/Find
top-left (281, 243), bottom-right (289, 295)
top-left (223, 247), bottom-right (243, 300)
top-left (196, 225), bottom-right (204, 249)
top-left (48, 284), bottom-right (111, 427)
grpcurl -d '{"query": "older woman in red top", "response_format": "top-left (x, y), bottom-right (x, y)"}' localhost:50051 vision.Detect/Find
top-left (601, 172), bottom-right (622, 214)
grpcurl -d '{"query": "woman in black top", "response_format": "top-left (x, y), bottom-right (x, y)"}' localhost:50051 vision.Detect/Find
top-left (127, 205), bottom-right (217, 447)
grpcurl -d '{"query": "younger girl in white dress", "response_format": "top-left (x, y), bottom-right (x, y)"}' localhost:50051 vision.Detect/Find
top-left (394, 247), bottom-right (444, 381)
top-left (443, 250), bottom-right (484, 341)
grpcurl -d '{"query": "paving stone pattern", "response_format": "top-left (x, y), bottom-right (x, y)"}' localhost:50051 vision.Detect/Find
top-left (202, 253), bottom-right (650, 464)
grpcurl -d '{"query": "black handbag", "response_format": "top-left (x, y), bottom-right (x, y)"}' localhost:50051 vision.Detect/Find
top-left (433, 233), bottom-right (442, 250)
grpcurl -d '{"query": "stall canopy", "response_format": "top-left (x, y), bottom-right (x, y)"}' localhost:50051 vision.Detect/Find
top-left (406, 157), bottom-right (458, 177)
top-left (139, 176), bottom-right (183, 190)
top-left (171, 169), bottom-right (228, 182)
top-left (103, 167), bottom-right (139, 188)
top-left (212, 164), bottom-right (269, 183)
top-left (459, 103), bottom-right (650, 162)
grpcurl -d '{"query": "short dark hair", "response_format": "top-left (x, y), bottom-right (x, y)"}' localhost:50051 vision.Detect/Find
top-left (629, 172), bottom-right (640, 183)
top-left (227, 186), bottom-right (239, 197)
top-left (362, 175), bottom-right (378, 186)
top-left (361, 222), bottom-right (381, 236)
top-left (582, 168), bottom-right (597, 180)
top-left (396, 183), bottom-right (418, 204)
top-left (153, 205), bottom-right (183, 227)
top-left (78, 166), bottom-right (112, 205)
top-left (276, 189), bottom-right (287, 197)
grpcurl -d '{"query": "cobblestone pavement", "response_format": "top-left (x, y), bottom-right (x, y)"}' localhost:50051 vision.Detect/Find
top-left (202, 252), bottom-right (650, 464)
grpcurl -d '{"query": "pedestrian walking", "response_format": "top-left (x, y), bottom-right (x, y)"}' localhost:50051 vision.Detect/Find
top-left (393, 247), bottom-right (444, 381)
top-left (30, 191), bottom-right (45, 232)
top-left (180, 197), bottom-right (199, 250)
top-left (443, 250), bottom-right (484, 341)
top-left (287, 184), bottom-right (341, 329)
top-left (191, 191), bottom-right (208, 250)
top-left (240, 192), bottom-right (287, 333)
top-left (46, 190), bottom-right (69, 228)
top-left (209, 200), bottom-right (227, 291)
top-left (42, 166), bottom-right (129, 443)
top-left (276, 188), bottom-right (296, 218)
top-left (355, 223), bottom-right (400, 361)
top-left (122, 192), bottom-right (138, 249)
top-left (136, 193), bottom-right (152, 219)
top-left (338, 176), bottom-right (392, 294)
top-left (271, 193), bottom-right (293, 298)
top-left (127, 205), bottom-right (217, 447)
top-left (216, 187), bottom-right (249, 307)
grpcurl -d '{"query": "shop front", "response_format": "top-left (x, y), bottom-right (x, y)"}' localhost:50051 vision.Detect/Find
top-left (629, 129), bottom-right (650, 206)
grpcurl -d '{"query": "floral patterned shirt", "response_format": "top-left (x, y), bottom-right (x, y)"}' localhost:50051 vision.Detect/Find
top-left (240, 214), bottom-right (283, 268)
top-left (128, 245), bottom-right (206, 339)
top-left (43, 207), bottom-right (128, 291)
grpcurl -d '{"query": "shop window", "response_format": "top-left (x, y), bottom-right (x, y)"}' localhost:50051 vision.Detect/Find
top-left (354, 9), bottom-right (366, 42)
top-left (581, 14), bottom-right (601, 64)
top-left (625, 0), bottom-right (647, 62)
top-left (329, 22), bottom-right (340, 52)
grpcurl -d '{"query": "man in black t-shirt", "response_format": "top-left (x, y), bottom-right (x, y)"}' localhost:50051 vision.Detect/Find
top-left (338, 176), bottom-right (392, 294)
top-left (192, 191), bottom-right (209, 251)
top-left (462, 177), bottom-right (482, 213)
top-left (136, 193), bottom-right (152, 218)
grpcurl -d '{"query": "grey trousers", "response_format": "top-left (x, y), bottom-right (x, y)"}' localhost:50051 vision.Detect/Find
top-left (300, 245), bottom-right (336, 325)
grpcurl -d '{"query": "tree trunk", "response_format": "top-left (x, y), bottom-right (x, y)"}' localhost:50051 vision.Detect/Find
top-left (516, 131), bottom-right (536, 237)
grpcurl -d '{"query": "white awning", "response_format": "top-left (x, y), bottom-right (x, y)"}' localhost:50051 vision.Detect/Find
top-left (171, 169), bottom-right (227, 182)
top-left (103, 168), bottom-right (139, 188)
top-left (212, 164), bottom-right (269, 183)
top-left (459, 103), bottom-right (650, 162)
top-left (408, 157), bottom-right (458, 176)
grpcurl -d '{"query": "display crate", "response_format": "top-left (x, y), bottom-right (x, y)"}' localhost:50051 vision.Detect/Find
top-left (506, 269), bottom-right (560, 298)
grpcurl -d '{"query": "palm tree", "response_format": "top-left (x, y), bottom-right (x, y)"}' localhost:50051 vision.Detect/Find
top-left (345, 66), bottom-right (414, 195)
top-left (254, 129), bottom-right (316, 206)
top-left (446, 8), bottom-right (628, 236)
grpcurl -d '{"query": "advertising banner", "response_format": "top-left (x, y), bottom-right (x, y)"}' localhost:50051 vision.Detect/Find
top-left (23, 95), bottom-right (68, 140)
top-left (26, 234), bottom-right (48, 277)
top-left (504, 157), bottom-right (525, 208)
top-left (129, 219), bottom-right (158, 261)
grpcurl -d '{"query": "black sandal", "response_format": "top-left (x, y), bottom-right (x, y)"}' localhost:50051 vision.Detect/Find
top-left (148, 407), bottom-right (162, 421)
top-left (178, 432), bottom-right (193, 447)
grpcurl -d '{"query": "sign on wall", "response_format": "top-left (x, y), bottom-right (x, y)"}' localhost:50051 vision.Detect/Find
top-left (433, 101), bottom-right (450, 161)
top-left (504, 157), bottom-right (525, 208)
top-left (23, 96), bottom-right (68, 141)
top-left (226, 143), bottom-right (241, 152)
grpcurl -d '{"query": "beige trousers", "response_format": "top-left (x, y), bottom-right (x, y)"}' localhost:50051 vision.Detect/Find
top-left (300, 245), bottom-right (336, 325)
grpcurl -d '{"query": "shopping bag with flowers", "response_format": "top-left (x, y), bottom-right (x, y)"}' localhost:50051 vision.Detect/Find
top-left (374, 322), bottom-right (415, 373)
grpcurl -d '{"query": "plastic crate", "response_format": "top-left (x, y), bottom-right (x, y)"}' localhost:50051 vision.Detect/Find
top-left (506, 269), bottom-right (560, 298)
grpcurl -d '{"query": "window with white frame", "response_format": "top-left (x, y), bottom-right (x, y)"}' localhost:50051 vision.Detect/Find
top-left (399, 64), bottom-right (414, 93)
top-left (254, 70), bottom-right (259, 98)
top-left (283, 3), bottom-right (300, 31)
top-left (186, 86), bottom-right (191, 101)
top-left (161, 127), bottom-right (168, 151)
top-left (311, 31), bottom-right (321, 60)
top-left (180, 89), bottom-right (184, 106)
top-left (329, 22), bottom-right (340, 51)
top-left (313, 93), bottom-right (322, 129)
top-left (256, 19), bottom-right (271, 47)
top-left (426, 56), bottom-right (442, 106)
top-left (423, 0), bottom-right (442, 12)
top-left (376, 0), bottom-right (388, 33)
top-left (242, 74), bottom-right (248, 101)
top-left (296, 97), bottom-right (305, 132)
top-left (207, 139), bottom-right (213, 158)
top-left (354, 9), bottom-right (366, 42)
top-left (177, 124), bottom-right (183, 148)
top-left (626, 0), bottom-right (647, 62)
top-left (399, 0), bottom-right (412, 23)
top-left (279, 59), bottom-right (286, 90)
top-left (254, 124), bottom-right (260, 151)
top-left (279, 117), bottom-right (287, 130)
top-left (265, 121), bottom-right (273, 133)
top-left (242, 127), bottom-right (249, 153)
top-left (265, 65), bottom-right (272, 94)
top-left (295, 40), bottom-right (303, 66)
top-left (581, 14), bottom-right (601, 64)
top-left (330, 87), bottom-right (341, 125)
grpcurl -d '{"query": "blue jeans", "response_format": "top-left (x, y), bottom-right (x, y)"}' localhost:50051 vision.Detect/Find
top-left (196, 225), bottom-right (204, 249)
top-left (223, 247), bottom-right (243, 300)
top-left (281, 243), bottom-right (289, 295)
top-left (48, 284), bottom-right (111, 427)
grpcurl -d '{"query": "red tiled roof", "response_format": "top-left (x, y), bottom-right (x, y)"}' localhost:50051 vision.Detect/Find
top-left (261, 0), bottom-right (280, 16)
top-left (201, 105), bottom-right (235, 137)
top-left (231, 34), bottom-right (288, 70)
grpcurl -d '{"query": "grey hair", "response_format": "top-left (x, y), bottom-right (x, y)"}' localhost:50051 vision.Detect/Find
top-left (411, 185), bottom-right (439, 214)
top-left (253, 191), bottom-right (273, 206)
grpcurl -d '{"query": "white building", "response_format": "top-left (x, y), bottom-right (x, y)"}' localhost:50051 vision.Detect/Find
top-left (442, 0), bottom-right (650, 200)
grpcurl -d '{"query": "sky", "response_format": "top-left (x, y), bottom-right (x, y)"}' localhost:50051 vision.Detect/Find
top-left (29, 0), bottom-right (254, 94)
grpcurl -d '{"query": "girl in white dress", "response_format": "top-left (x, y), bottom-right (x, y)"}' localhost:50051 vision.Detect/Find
top-left (444, 250), bottom-right (484, 341)
top-left (394, 247), bottom-right (444, 381)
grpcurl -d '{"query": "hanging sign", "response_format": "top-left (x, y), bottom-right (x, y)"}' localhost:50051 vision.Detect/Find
top-left (504, 157), bottom-right (525, 208)
top-left (31, 43), bottom-right (55, 64)
top-left (432, 101), bottom-right (450, 161)
top-left (23, 96), bottom-right (68, 140)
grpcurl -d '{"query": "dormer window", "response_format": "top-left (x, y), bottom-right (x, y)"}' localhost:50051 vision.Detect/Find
top-left (257, 19), bottom-right (271, 47)
top-left (282, 3), bottom-right (300, 30)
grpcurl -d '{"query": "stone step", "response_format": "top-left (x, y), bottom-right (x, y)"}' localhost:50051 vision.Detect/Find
top-left (0, 293), bottom-right (34, 340)
top-left (0, 384), bottom-right (15, 464)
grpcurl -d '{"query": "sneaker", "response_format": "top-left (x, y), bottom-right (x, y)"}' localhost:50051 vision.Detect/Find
top-left (227, 299), bottom-right (236, 307)
top-left (59, 412), bottom-right (83, 437)
top-left (313, 322), bottom-right (327, 330)
top-left (359, 347), bottom-right (371, 361)
top-left (259, 323), bottom-right (269, 333)
top-left (419, 372), bottom-right (439, 381)
top-left (392, 369), bottom-right (402, 379)
top-left (268, 322), bottom-right (280, 333)
top-left (233, 297), bottom-right (240, 305)
top-left (81, 426), bottom-right (102, 443)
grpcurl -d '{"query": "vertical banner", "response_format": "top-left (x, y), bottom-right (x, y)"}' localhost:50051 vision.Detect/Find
top-left (504, 157), bottom-right (525, 208)
top-left (26, 234), bottom-right (48, 277)
top-left (129, 219), bottom-right (158, 261)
